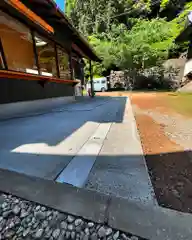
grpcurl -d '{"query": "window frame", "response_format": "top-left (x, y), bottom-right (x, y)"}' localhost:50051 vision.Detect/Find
top-left (0, 10), bottom-right (73, 81)
top-left (0, 38), bottom-right (8, 70)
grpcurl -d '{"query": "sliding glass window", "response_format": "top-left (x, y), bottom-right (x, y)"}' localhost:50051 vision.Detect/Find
top-left (57, 47), bottom-right (71, 79)
top-left (0, 10), bottom-right (38, 73)
top-left (34, 33), bottom-right (57, 77)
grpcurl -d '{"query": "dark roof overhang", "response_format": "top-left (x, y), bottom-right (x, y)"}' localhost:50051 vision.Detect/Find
top-left (20, 0), bottom-right (100, 62)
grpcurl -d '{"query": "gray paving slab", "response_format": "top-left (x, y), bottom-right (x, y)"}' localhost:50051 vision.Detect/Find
top-left (56, 123), bottom-right (112, 186)
top-left (108, 197), bottom-right (192, 240)
top-left (0, 168), bottom-right (108, 223)
top-left (0, 168), bottom-right (192, 240)
top-left (0, 97), bottom-right (125, 180)
top-left (86, 98), bottom-right (156, 205)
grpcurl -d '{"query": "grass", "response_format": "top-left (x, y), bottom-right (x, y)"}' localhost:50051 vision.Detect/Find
top-left (167, 92), bottom-right (192, 117)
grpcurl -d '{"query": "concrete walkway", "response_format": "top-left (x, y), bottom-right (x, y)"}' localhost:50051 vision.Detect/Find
top-left (0, 97), bottom-right (156, 205)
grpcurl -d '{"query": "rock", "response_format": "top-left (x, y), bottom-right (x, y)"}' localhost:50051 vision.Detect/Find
top-left (35, 228), bottom-right (44, 239)
top-left (52, 229), bottom-right (61, 239)
top-left (106, 228), bottom-right (113, 236)
top-left (0, 217), bottom-right (3, 223)
top-left (20, 209), bottom-right (29, 218)
top-left (75, 219), bottom-right (83, 226)
top-left (14, 199), bottom-right (19, 204)
top-left (42, 220), bottom-right (49, 228)
top-left (91, 233), bottom-right (98, 240)
top-left (68, 224), bottom-right (74, 231)
top-left (3, 210), bottom-right (11, 218)
top-left (76, 225), bottom-right (82, 232)
top-left (88, 222), bottom-right (94, 228)
top-left (65, 231), bottom-right (71, 239)
top-left (83, 234), bottom-right (89, 240)
top-left (131, 236), bottom-right (139, 240)
top-left (61, 221), bottom-right (68, 229)
top-left (2, 202), bottom-right (8, 209)
top-left (113, 231), bottom-right (119, 240)
top-left (23, 228), bottom-right (30, 237)
top-left (46, 211), bottom-right (52, 217)
top-left (45, 229), bottom-right (53, 238)
top-left (35, 206), bottom-right (41, 211)
top-left (98, 226), bottom-right (106, 238)
top-left (85, 228), bottom-right (89, 234)
top-left (121, 233), bottom-right (129, 240)
top-left (67, 215), bottom-right (75, 223)
top-left (71, 231), bottom-right (76, 239)
top-left (41, 206), bottom-right (46, 211)
top-left (35, 211), bottom-right (46, 220)
top-left (4, 230), bottom-right (15, 238)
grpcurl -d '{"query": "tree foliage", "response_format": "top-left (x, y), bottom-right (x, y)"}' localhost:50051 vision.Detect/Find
top-left (66, 0), bottom-right (192, 77)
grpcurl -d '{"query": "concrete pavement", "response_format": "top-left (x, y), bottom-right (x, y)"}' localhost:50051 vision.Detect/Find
top-left (0, 96), bottom-right (156, 204)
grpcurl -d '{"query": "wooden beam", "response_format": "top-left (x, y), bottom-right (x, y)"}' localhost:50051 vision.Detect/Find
top-left (0, 70), bottom-right (80, 85)
top-left (4, 0), bottom-right (54, 33)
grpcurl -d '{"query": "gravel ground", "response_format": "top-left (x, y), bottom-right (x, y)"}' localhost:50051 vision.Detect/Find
top-left (131, 93), bottom-right (192, 213)
top-left (0, 193), bottom-right (146, 240)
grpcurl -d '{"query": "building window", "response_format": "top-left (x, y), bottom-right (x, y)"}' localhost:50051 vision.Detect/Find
top-left (34, 34), bottom-right (57, 77)
top-left (0, 10), bottom-right (37, 73)
top-left (57, 47), bottom-right (71, 79)
top-left (0, 52), bottom-right (5, 69)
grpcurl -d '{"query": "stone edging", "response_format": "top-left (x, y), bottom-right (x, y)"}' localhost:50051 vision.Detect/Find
top-left (0, 169), bottom-right (192, 240)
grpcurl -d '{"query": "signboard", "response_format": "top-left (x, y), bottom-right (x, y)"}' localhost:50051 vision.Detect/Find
top-left (54, 0), bottom-right (65, 12)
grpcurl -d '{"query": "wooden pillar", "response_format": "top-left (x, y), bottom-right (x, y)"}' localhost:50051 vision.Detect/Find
top-left (89, 60), bottom-right (94, 98)
top-left (69, 50), bottom-right (74, 80)
top-left (54, 44), bottom-right (60, 78)
top-left (31, 30), bottom-right (40, 75)
top-left (0, 38), bottom-right (8, 70)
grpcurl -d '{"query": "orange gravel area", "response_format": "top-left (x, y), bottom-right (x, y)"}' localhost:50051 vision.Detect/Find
top-left (130, 93), bottom-right (192, 213)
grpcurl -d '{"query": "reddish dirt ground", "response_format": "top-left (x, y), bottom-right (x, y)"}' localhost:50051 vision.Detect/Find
top-left (99, 92), bottom-right (192, 213)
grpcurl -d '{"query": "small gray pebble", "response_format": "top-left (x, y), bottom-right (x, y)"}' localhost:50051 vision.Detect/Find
top-left (88, 222), bottom-right (94, 228)
top-left (121, 233), bottom-right (129, 240)
top-left (61, 221), bottom-right (68, 229)
top-left (91, 233), bottom-right (98, 240)
top-left (48, 215), bottom-right (53, 221)
top-left (83, 234), bottom-right (89, 240)
top-left (106, 228), bottom-right (113, 236)
top-left (4, 230), bottom-right (15, 238)
top-left (2, 202), bottom-right (8, 209)
top-left (85, 228), bottom-right (89, 234)
top-left (75, 218), bottom-right (83, 226)
top-left (12, 205), bottom-right (21, 215)
top-left (71, 231), bottom-right (76, 239)
top-left (35, 228), bottom-right (44, 238)
top-left (35, 206), bottom-right (41, 211)
top-left (113, 231), bottom-right (119, 240)
top-left (131, 236), bottom-right (139, 240)
top-left (20, 209), bottom-right (29, 218)
top-left (45, 229), bottom-right (53, 238)
top-left (52, 228), bottom-right (61, 239)
top-left (46, 211), bottom-right (52, 217)
top-left (23, 228), bottom-right (30, 237)
top-left (68, 224), bottom-right (74, 231)
top-left (98, 226), bottom-right (106, 238)
top-left (67, 215), bottom-right (75, 223)
top-left (65, 231), bottom-right (71, 239)
top-left (35, 211), bottom-right (46, 220)
top-left (76, 225), bottom-right (82, 232)
top-left (42, 220), bottom-right (49, 228)
top-left (14, 199), bottom-right (19, 204)
top-left (41, 206), bottom-right (46, 211)
top-left (3, 210), bottom-right (11, 218)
